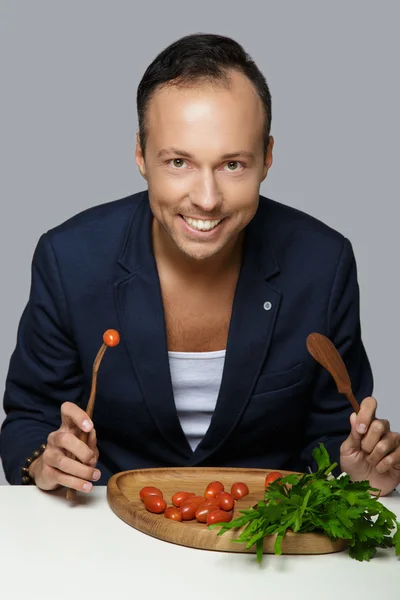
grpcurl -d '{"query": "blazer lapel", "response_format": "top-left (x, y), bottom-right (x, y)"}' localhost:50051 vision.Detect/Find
top-left (113, 193), bottom-right (282, 464)
top-left (114, 194), bottom-right (193, 460)
top-left (190, 201), bottom-right (282, 465)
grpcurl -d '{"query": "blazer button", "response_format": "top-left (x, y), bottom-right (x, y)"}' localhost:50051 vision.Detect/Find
top-left (263, 301), bottom-right (272, 311)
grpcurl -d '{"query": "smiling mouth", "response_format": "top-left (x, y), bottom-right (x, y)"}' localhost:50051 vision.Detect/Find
top-left (181, 216), bottom-right (223, 232)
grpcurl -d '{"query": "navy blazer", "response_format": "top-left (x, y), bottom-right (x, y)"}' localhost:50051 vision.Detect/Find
top-left (0, 191), bottom-right (373, 484)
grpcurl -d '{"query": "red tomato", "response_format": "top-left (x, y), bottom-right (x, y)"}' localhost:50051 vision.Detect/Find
top-left (231, 482), bottom-right (249, 500)
top-left (189, 495), bottom-right (207, 507)
top-left (139, 486), bottom-right (163, 500)
top-left (195, 503), bottom-right (219, 523)
top-left (171, 491), bottom-right (195, 507)
top-left (204, 481), bottom-right (224, 499)
top-left (265, 471), bottom-right (283, 488)
top-left (207, 509), bottom-right (233, 525)
top-left (203, 499), bottom-right (219, 509)
top-left (164, 506), bottom-right (182, 521)
top-left (217, 492), bottom-right (235, 511)
top-left (180, 501), bottom-right (198, 521)
top-left (143, 495), bottom-right (166, 514)
top-left (103, 329), bottom-right (120, 347)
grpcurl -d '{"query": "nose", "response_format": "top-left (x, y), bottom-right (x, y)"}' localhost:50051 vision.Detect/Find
top-left (190, 170), bottom-right (222, 213)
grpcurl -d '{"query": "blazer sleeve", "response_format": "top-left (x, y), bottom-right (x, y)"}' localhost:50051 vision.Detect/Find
top-left (300, 237), bottom-right (374, 473)
top-left (0, 233), bottom-right (86, 484)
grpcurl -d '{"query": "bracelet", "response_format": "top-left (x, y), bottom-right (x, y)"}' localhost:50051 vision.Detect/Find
top-left (21, 443), bottom-right (47, 485)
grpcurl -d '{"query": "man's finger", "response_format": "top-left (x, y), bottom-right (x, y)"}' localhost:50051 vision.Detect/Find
top-left (87, 428), bottom-right (99, 466)
top-left (374, 443), bottom-right (400, 474)
top-left (49, 430), bottom-right (97, 465)
top-left (361, 419), bottom-right (389, 454)
top-left (52, 467), bottom-right (94, 493)
top-left (341, 412), bottom-right (363, 452)
top-left (44, 447), bottom-right (101, 483)
top-left (356, 396), bottom-right (377, 434)
top-left (60, 401), bottom-right (93, 433)
top-left (365, 431), bottom-right (399, 468)
top-left (87, 428), bottom-right (97, 450)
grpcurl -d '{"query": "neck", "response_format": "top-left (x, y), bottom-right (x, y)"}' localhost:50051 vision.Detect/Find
top-left (152, 219), bottom-right (244, 282)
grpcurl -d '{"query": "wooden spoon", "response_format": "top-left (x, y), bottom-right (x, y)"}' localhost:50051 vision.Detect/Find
top-left (306, 332), bottom-right (360, 414)
top-left (66, 329), bottom-right (120, 501)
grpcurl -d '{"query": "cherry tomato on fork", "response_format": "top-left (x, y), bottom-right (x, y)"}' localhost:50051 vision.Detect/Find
top-left (103, 329), bottom-right (120, 347)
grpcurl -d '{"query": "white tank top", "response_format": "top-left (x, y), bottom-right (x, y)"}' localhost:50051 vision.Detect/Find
top-left (168, 350), bottom-right (226, 451)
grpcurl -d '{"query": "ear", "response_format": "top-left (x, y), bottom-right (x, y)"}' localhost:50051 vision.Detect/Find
top-left (135, 132), bottom-right (147, 180)
top-left (261, 136), bottom-right (274, 181)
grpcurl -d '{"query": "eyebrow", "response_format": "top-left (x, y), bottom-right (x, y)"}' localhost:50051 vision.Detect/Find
top-left (157, 147), bottom-right (255, 161)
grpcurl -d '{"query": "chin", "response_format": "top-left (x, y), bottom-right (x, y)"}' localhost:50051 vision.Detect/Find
top-left (179, 246), bottom-right (222, 261)
top-left (175, 239), bottom-right (227, 261)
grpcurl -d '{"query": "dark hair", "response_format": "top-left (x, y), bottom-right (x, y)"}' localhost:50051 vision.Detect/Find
top-left (137, 33), bottom-right (272, 158)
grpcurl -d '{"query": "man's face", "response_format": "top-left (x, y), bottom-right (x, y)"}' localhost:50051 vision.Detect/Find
top-left (136, 70), bottom-right (273, 261)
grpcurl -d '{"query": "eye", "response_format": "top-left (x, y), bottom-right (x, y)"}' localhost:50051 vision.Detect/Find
top-left (169, 158), bottom-right (187, 169)
top-left (223, 161), bottom-right (244, 171)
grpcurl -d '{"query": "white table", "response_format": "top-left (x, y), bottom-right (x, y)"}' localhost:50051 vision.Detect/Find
top-left (0, 486), bottom-right (399, 600)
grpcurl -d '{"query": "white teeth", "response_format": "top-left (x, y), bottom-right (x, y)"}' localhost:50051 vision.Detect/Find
top-left (184, 217), bottom-right (222, 231)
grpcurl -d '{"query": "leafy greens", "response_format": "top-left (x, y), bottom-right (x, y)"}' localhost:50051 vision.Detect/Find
top-left (208, 444), bottom-right (400, 562)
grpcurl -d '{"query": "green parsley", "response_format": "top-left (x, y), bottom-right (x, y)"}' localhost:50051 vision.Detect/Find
top-left (209, 444), bottom-right (400, 562)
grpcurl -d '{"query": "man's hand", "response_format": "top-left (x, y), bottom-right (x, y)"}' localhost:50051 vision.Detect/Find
top-left (29, 401), bottom-right (101, 492)
top-left (340, 396), bottom-right (400, 496)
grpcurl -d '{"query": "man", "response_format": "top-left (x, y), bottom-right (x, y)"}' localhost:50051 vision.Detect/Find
top-left (1, 33), bottom-right (400, 496)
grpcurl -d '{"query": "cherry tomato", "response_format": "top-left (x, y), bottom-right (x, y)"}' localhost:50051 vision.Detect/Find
top-left (164, 506), bottom-right (182, 521)
top-left (217, 492), bottom-right (235, 511)
top-left (203, 499), bottom-right (219, 509)
top-left (139, 486), bottom-right (163, 500)
top-left (231, 482), bottom-right (249, 500)
top-left (103, 329), bottom-right (120, 347)
top-left (180, 501), bottom-right (199, 521)
top-left (143, 495), bottom-right (166, 514)
top-left (172, 491), bottom-right (195, 507)
top-left (187, 495), bottom-right (206, 507)
top-left (196, 503), bottom-right (219, 523)
top-left (265, 471), bottom-right (283, 488)
top-left (207, 509), bottom-right (233, 525)
top-left (204, 481), bottom-right (224, 500)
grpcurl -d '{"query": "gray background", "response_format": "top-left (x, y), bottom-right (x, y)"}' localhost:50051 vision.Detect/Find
top-left (0, 1), bottom-right (399, 485)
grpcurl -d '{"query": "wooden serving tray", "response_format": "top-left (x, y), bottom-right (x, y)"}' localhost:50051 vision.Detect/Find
top-left (107, 467), bottom-right (347, 555)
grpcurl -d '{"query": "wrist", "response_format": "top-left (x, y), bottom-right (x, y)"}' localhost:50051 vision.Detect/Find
top-left (21, 443), bottom-right (47, 484)
top-left (27, 455), bottom-right (42, 480)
